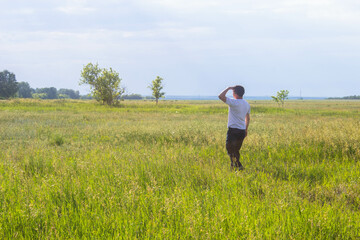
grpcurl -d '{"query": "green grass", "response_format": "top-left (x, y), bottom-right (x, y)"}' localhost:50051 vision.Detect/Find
top-left (0, 99), bottom-right (359, 239)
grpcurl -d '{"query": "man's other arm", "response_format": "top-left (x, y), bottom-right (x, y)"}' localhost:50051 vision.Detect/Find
top-left (218, 87), bottom-right (233, 103)
top-left (245, 113), bottom-right (250, 137)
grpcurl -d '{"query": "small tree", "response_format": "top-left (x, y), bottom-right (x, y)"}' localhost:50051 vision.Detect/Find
top-left (271, 90), bottom-right (289, 107)
top-left (0, 70), bottom-right (18, 99)
top-left (148, 76), bottom-right (165, 104)
top-left (18, 82), bottom-right (33, 98)
top-left (79, 63), bottom-right (124, 105)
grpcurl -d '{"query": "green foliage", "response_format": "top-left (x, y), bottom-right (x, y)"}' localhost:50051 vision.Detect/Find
top-left (342, 95), bottom-right (360, 99)
top-left (17, 83), bottom-right (80, 100)
top-left (18, 82), bottom-right (33, 98)
top-left (122, 93), bottom-right (143, 100)
top-left (58, 94), bottom-right (69, 99)
top-left (271, 90), bottom-right (289, 107)
top-left (32, 93), bottom-right (47, 99)
top-left (328, 95), bottom-right (360, 100)
top-left (0, 99), bottom-right (360, 239)
top-left (35, 87), bottom-right (58, 99)
top-left (58, 88), bottom-right (80, 99)
top-left (80, 94), bottom-right (93, 100)
top-left (0, 70), bottom-right (18, 99)
top-left (148, 76), bottom-right (165, 104)
top-left (79, 63), bottom-right (124, 105)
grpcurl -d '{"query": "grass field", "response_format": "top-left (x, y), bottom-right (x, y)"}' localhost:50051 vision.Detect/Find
top-left (0, 99), bottom-right (359, 239)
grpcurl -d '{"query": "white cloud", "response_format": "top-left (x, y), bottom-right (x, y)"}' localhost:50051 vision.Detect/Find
top-left (57, 6), bottom-right (96, 14)
top-left (10, 8), bottom-right (36, 15)
top-left (57, 0), bottom-right (96, 14)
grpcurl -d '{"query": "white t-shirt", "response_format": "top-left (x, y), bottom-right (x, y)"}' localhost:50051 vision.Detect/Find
top-left (225, 97), bottom-right (251, 130)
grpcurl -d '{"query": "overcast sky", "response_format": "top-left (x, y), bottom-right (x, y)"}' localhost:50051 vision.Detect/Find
top-left (1, 0), bottom-right (360, 97)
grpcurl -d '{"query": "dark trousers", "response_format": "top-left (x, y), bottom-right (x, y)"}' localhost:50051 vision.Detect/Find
top-left (226, 128), bottom-right (246, 169)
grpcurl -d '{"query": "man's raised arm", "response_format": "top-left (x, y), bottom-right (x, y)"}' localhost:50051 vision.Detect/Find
top-left (218, 87), bottom-right (233, 103)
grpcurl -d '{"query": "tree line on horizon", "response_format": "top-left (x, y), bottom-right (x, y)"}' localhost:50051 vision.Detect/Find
top-left (328, 95), bottom-right (360, 100)
top-left (0, 67), bottom-right (165, 104)
top-left (0, 69), bottom-right (88, 100)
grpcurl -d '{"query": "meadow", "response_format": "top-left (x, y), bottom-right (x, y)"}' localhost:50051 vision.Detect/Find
top-left (0, 99), bottom-right (359, 239)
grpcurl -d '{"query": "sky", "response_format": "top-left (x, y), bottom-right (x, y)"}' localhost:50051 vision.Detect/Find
top-left (1, 0), bottom-right (360, 97)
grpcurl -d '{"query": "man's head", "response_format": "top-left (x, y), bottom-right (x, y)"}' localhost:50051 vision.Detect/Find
top-left (233, 85), bottom-right (245, 99)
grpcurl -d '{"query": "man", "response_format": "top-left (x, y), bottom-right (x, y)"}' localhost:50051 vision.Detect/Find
top-left (218, 85), bottom-right (250, 170)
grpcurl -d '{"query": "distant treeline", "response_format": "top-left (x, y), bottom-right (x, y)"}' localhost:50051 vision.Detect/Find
top-left (17, 82), bottom-right (152, 100)
top-left (328, 95), bottom-right (360, 100)
top-left (17, 82), bottom-right (89, 100)
top-left (1, 69), bottom-right (156, 101)
top-left (122, 94), bottom-right (154, 100)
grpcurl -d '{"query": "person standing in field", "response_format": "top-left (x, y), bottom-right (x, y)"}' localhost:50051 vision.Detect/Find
top-left (218, 85), bottom-right (250, 170)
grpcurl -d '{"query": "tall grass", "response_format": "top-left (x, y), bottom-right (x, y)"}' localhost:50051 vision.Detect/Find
top-left (0, 99), bottom-right (359, 239)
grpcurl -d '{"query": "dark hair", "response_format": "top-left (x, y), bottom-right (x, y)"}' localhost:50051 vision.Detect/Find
top-left (233, 85), bottom-right (245, 97)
